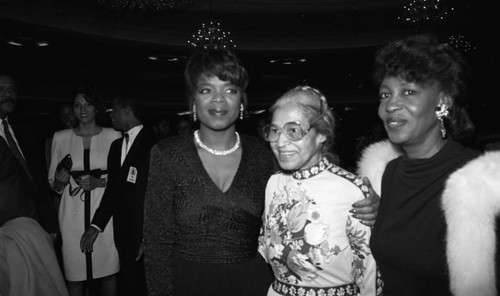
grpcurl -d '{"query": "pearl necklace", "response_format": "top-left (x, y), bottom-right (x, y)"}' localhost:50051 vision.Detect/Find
top-left (194, 130), bottom-right (241, 156)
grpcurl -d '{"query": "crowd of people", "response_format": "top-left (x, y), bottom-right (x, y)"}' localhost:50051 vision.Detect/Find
top-left (1, 32), bottom-right (499, 296)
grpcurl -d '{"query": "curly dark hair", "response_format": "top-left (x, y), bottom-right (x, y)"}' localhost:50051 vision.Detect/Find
top-left (372, 34), bottom-right (474, 139)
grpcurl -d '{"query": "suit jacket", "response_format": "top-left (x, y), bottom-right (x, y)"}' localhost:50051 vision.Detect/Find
top-left (0, 121), bottom-right (57, 231)
top-left (0, 138), bottom-right (34, 226)
top-left (92, 127), bottom-right (155, 252)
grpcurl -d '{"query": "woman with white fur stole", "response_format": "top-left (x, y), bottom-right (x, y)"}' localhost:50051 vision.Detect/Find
top-left (357, 34), bottom-right (500, 296)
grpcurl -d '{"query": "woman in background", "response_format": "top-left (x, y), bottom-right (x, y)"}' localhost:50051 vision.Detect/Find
top-left (357, 34), bottom-right (500, 295)
top-left (48, 86), bottom-right (120, 296)
top-left (259, 86), bottom-right (381, 296)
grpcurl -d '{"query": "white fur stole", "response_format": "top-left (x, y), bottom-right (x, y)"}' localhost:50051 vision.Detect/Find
top-left (356, 140), bottom-right (402, 196)
top-left (443, 151), bottom-right (500, 296)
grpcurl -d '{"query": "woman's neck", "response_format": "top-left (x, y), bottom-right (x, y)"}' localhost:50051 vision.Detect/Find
top-left (74, 122), bottom-right (101, 137)
top-left (403, 137), bottom-right (447, 159)
top-left (197, 126), bottom-right (238, 150)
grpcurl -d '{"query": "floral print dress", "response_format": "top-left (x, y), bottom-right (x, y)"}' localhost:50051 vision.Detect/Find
top-left (259, 157), bottom-right (381, 296)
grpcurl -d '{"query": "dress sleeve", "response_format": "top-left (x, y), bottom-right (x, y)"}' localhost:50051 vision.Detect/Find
top-left (347, 215), bottom-right (382, 296)
top-left (257, 214), bottom-right (268, 263)
top-left (258, 174), bottom-right (272, 264)
top-left (143, 145), bottom-right (175, 296)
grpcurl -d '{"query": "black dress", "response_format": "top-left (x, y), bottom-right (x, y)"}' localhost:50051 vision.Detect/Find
top-left (144, 133), bottom-right (275, 296)
top-left (370, 140), bottom-right (479, 296)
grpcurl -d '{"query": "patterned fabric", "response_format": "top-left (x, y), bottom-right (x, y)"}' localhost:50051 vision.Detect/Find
top-left (143, 134), bottom-right (276, 295)
top-left (272, 280), bottom-right (358, 296)
top-left (260, 157), bottom-right (380, 296)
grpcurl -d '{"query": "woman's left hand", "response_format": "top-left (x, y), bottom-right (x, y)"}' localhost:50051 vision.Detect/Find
top-left (350, 177), bottom-right (380, 227)
top-left (75, 175), bottom-right (103, 191)
top-left (135, 242), bottom-right (144, 261)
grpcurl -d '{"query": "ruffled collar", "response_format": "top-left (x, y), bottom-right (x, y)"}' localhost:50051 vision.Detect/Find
top-left (292, 157), bottom-right (332, 180)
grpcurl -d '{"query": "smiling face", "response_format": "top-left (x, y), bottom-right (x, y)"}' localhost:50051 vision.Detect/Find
top-left (73, 93), bottom-right (96, 125)
top-left (0, 76), bottom-right (18, 119)
top-left (193, 75), bottom-right (242, 132)
top-left (378, 76), bottom-right (447, 156)
top-left (270, 104), bottom-right (326, 171)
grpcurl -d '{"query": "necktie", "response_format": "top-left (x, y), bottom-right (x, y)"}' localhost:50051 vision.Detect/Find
top-left (2, 120), bottom-right (32, 179)
top-left (124, 133), bottom-right (130, 152)
top-left (121, 133), bottom-right (130, 166)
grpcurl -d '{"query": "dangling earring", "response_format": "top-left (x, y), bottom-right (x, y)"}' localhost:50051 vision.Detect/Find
top-left (239, 103), bottom-right (244, 120)
top-left (192, 104), bottom-right (197, 122)
top-left (435, 104), bottom-right (449, 138)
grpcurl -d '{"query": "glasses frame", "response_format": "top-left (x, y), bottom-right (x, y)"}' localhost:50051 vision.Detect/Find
top-left (264, 108), bottom-right (327, 143)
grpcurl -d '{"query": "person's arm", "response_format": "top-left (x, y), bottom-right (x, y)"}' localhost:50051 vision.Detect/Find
top-left (350, 177), bottom-right (380, 226)
top-left (347, 212), bottom-right (382, 296)
top-left (74, 175), bottom-right (106, 191)
top-left (257, 213), bottom-right (268, 263)
top-left (143, 145), bottom-right (175, 296)
top-left (48, 134), bottom-right (68, 195)
top-left (53, 169), bottom-right (70, 193)
top-left (80, 141), bottom-right (120, 253)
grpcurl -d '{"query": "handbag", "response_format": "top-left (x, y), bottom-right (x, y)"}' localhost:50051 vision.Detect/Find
top-left (56, 154), bottom-right (72, 172)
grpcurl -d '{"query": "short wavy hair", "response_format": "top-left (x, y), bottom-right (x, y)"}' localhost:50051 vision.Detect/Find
top-left (184, 49), bottom-right (249, 119)
top-left (269, 86), bottom-right (338, 162)
top-left (372, 34), bottom-right (474, 139)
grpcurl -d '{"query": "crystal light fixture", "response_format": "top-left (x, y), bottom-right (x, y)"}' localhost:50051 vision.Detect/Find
top-left (187, 20), bottom-right (235, 50)
top-left (398, 0), bottom-right (454, 30)
top-left (445, 35), bottom-right (477, 53)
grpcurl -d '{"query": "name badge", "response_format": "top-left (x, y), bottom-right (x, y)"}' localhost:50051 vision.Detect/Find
top-left (127, 166), bottom-right (138, 184)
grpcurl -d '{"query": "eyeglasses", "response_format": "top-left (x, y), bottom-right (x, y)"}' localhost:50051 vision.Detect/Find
top-left (265, 86), bottom-right (330, 142)
top-left (264, 121), bottom-right (310, 142)
top-left (264, 109), bottom-right (327, 142)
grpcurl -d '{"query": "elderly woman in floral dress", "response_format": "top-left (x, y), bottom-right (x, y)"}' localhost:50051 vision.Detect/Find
top-left (259, 86), bottom-right (382, 296)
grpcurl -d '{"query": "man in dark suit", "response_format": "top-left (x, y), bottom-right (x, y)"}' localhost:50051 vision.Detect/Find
top-left (80, 94), bottom-right (155, 296)
top-left (0, 134), bottom-right (33, 225)
top-left (0, 74), bottom-right (58, 232)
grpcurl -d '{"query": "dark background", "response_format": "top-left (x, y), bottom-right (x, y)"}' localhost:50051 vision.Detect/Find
top-left (1, 0), bottom-right (498, 167)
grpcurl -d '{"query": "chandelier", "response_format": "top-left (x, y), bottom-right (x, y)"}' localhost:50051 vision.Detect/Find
top-left (187, 0), bottom-right (235, 50)
top-left (96, 0), bottom-right (190, 12)
top-left (398, 0), bottom-right (454, 30)
top-left (445, 35), bottom-right (477, 53)
top-left (187, 20), bottom-right (235, 50)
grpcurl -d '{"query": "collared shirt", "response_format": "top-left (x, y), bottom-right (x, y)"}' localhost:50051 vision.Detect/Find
top-left (0, 117), bottom-right (26, 159)
top-left (120, 124), bottom-right (144, 166)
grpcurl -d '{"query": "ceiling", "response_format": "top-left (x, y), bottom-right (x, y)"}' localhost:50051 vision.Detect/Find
top-left (0, 0), bottom-right (498, 138)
